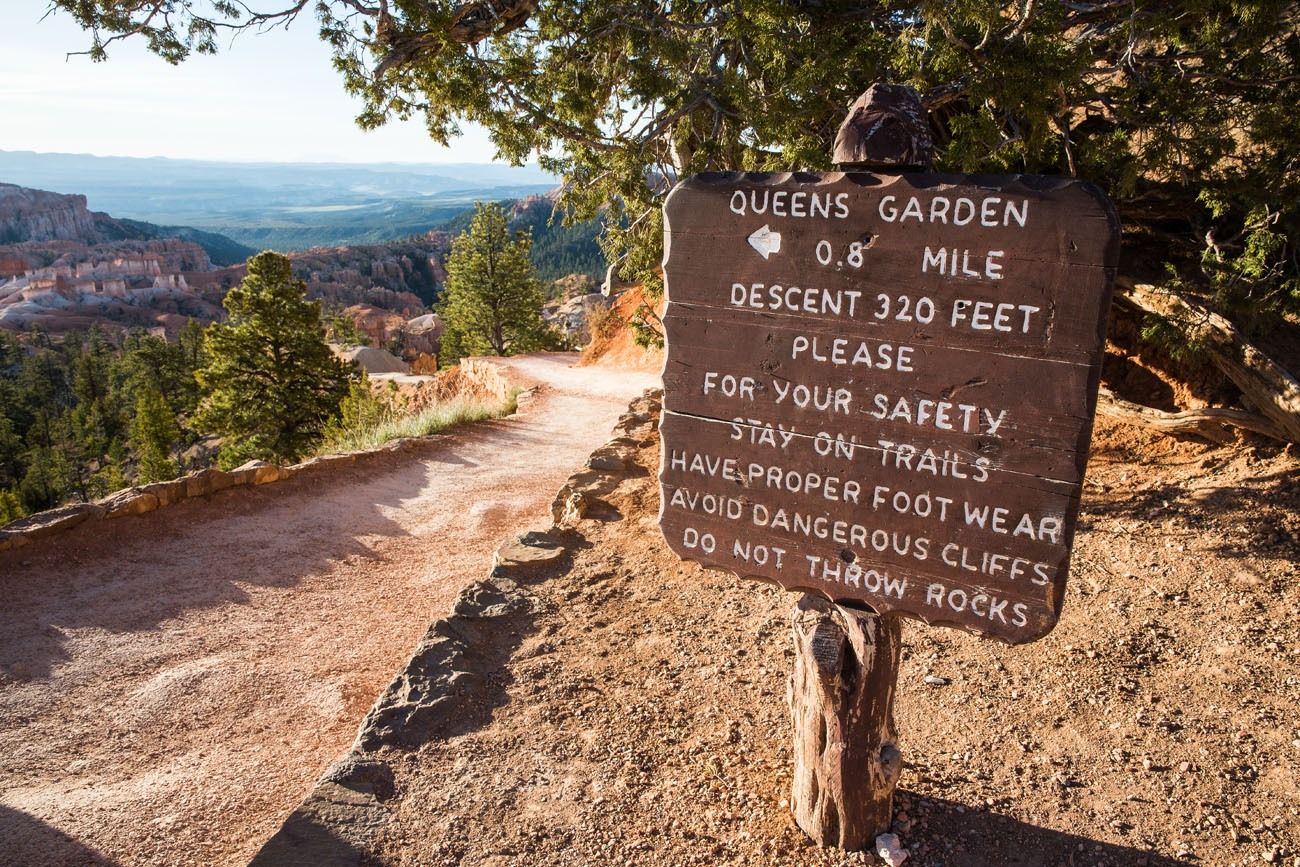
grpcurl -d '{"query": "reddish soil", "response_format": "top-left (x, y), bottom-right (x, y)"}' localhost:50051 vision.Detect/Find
top-left (579, 285), bottom-right (664, 373)
top-left (0, 353), bottom-right (658, 867)
top-left (360, 413), bottom-right (1300, 867)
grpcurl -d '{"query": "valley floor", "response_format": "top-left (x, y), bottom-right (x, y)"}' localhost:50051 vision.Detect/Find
top-left (0, 353), bottom-right (658, 867)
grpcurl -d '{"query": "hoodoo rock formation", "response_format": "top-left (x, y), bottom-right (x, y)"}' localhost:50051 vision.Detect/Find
top-left (0, 184), bottom-right (454, 337)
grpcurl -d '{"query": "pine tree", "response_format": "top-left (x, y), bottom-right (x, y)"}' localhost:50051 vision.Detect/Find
top-left (321, 373), bottom-right (392, 449)
top-left (325, 310), bottom-right (370, 347)
top-left (94, 441), bottom-right (128, 496)
top-left (0, 414), bottom-right (22, 491)
top-left (194, 251), bottom-right (353, 468)
top-left (438, 202), bottom-right (549, 361)
top-left (131, 387), bottom-right (180, 484)
top-left (0, 488), bottom-right (24, 525)
top-left (19, 411), bottom-right (75, 512)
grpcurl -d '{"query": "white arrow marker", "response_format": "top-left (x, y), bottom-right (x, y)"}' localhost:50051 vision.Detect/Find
top-left (747, 224), bottom-right (782, 260)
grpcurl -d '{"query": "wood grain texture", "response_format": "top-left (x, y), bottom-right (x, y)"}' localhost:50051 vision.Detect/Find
top-left (832, 84), bottom-right (934, 170)
top-left (788, 595), bottom-right (902, 849)
top-left (659, 171), bottom-right (1119, 644)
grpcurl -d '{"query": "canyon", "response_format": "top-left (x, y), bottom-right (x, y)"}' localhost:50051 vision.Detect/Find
top-left (0, 184), bottom-right (452, 342)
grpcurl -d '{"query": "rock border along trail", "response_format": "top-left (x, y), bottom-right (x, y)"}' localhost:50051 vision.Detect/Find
top-left (0, 353), bottom-right (658, 867)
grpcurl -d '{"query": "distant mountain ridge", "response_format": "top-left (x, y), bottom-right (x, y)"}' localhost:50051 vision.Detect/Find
top-left (0, 150), bottom-right (558, 250)
top-left (0, 178), bottom-right (606, 338)
top-left (117, 220), bottom-right (255, 268)
top-left (0, 184), bottom-right (102, 243)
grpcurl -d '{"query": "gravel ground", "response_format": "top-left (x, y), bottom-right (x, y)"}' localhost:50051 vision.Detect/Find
top-left (360, 408), bottom-right (1299, 867)
top-left (0, 353), bottom-right (658, 867)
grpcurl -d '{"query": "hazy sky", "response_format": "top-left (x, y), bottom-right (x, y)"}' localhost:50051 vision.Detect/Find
top-left (1, 3), bottom-right (499, 163)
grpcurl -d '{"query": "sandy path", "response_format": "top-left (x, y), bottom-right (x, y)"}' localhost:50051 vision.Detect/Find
top-left (0, 353), bottom-right (659, 867)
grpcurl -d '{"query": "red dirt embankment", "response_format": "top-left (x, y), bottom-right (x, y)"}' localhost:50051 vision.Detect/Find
top-left (579, 285), bottom-right (664, 373)
top-left (0, 353), bottom-right (658, 867)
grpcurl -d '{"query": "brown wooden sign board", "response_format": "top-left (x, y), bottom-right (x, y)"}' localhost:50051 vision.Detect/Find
top-left (659, 171), bottom-right (1120, 644)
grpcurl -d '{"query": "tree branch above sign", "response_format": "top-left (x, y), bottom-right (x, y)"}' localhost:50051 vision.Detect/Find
top-left (658, 171), bottom-right (1119, 645)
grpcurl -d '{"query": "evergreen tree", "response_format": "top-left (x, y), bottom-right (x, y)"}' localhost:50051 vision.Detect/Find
top-left (334, 374), bottom-right (389, 433)
top-left (131, 387), bottom-right (180, 484)
top-left (438, 202), bottom-right (548, 361)
top-left (19, 411), bottom-right (75, 511)
top-left (0, 325), bottom-right (210, 511)
top-left (94, 441), bottom-right (128, 496)
top-left (321, 373), bottom-right (391, 449)
top-left (325, 310), bottom-right (370, 347)
top-left (0, 415), bottom-right (22, 492)
top-left (194, 251), bottom-right (353, 468)
top-left (0, 488), bottom-right (24, 525)
top-left (120, 331), bottom-right (201, 418)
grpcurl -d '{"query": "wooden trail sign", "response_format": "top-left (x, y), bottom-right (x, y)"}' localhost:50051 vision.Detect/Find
top-left (658, 170), bottom-right (1120, 645)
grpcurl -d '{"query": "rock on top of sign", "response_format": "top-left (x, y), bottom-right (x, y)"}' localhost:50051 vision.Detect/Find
top-left (833, 84), bottom-right (934, 171)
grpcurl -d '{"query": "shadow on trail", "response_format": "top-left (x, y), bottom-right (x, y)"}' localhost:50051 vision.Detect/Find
top-left (0, 417), bottom-right (555, 682)
top-left (0, 805), bottom-right (121, 867)
top-left (897, 791), bottom-right (1194, 866)
top-left (250, 530), bottom-right (586, 867)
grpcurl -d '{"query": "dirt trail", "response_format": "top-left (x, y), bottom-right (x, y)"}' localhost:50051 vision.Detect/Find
top-left (0, 353), bottom-right (659, 867)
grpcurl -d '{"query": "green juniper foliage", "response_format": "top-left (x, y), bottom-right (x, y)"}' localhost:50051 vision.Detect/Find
top-left (437, 202), bottom-right (550, 361)
top-left (47, 1), bottom-right (1300, 340)
top-left (325, 309), bottom-right (371, 347)
top-left (440, 198), bottom-right (606, 283)
top-left (323, 373), bottom-right (391, 446)
top-left (195, 251), bottom-right (354, 469)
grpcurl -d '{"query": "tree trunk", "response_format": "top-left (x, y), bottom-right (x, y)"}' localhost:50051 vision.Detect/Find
top-left (1097, 387), bottom-right (1287, 444)
top-left (788, 594), bottom-right (903, 850)
top-left (1115, 278), bottom-right (1300, 443)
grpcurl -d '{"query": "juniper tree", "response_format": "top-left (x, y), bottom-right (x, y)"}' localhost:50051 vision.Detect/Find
top-left (195, 251), bottom-right (353, 468)
top-left (438, 202), bottom-right (548, 360)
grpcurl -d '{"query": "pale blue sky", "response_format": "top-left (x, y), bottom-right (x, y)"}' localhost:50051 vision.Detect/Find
top-left (1, 3), bottom-right (499, 163)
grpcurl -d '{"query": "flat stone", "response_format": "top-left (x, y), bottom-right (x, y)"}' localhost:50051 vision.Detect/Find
top-left (231, 460), bottom-right (283, 485)
top-left (179, 467), bottom-right (238, 497)
top-left (587, 448), bottom-right (630, 472)
top-left (98, 488), bottom-right (160, 519)
top-left (206, 468), bottom-right (238, 493)
top-left (139, 479), bottom-right (186, 507)
top-left (493, 535), bottom-right (567, 578)
top-left (182, 470), bottom-right (211, 498)
top-left (249, 780), bottom-right (388, 867)
top-left (303, 454), bottom-right (357, 471)
top-left (8, 503), bottom-right (102, 540)
top-left (322, 758), bottom-right (395, 801)
top-left (605, 435), bottom-right (642, 451)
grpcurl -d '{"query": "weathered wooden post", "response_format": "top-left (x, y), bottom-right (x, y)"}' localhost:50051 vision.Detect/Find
top-left (657, 81), bottom-right (1119, 854)
top-left (785, 84), bottom-right (935, 851)
top-left (788, 593), bottom-right (903, 848)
